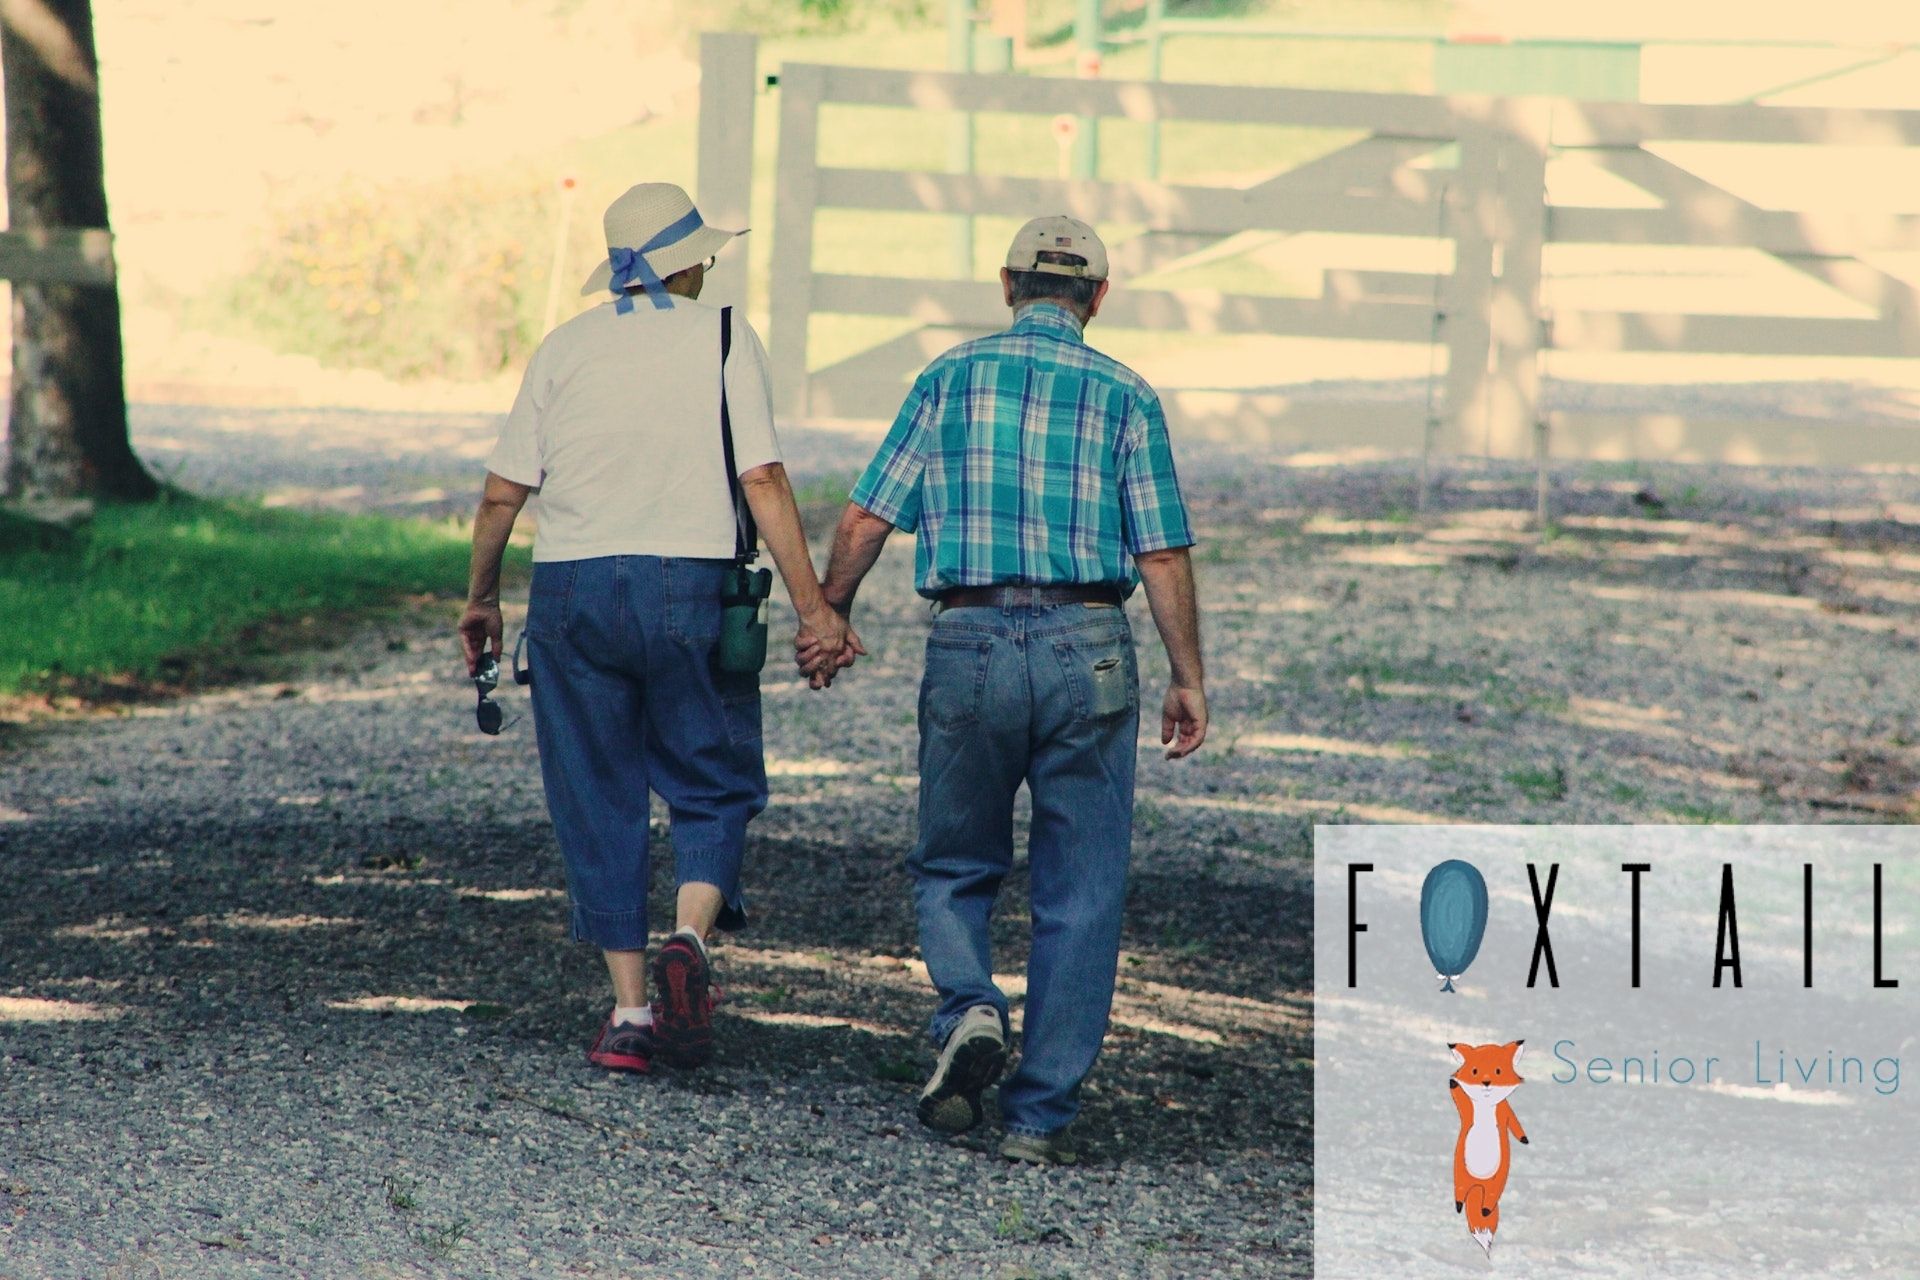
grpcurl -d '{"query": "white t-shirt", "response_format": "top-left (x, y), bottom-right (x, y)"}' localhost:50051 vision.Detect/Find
top-left (486, 298), bottom-right (781, 562)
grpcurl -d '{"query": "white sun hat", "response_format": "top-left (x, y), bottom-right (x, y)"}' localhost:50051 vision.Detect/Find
top-left (1005, 214), bottom-right (1109, 280)
top-left (578, 182), bottom-right (745, 308)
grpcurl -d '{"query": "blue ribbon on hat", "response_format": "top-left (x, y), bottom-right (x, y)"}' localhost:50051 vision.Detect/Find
top-left (609, 206), bottom-right (706, 314)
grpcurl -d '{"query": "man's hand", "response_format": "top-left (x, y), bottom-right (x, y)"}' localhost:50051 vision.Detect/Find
top-left (795, 603), bottom-right (864, 689)
top-left (791, 602), bottom-right (852, 690)
top-left (1135, 546), bottom-right (1206, 759)
top-left (803, 623), bottom-right (864, 690)
top-left (796, 602), bottom-right (848, 667)
top-left (458, 600), bottom-right (504, 675)
top-left (1162, 684), bottom-right (1208, 759)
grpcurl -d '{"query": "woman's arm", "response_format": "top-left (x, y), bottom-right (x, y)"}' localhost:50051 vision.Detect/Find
top-left (458, 471), bottom-right (533, 673)
top-left (739, 462), bottom-right (856, 675)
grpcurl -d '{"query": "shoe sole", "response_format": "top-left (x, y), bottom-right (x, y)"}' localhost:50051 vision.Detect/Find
top-left (587, 1048), bottom-right (651, 1074)
top-left (999, 1137), bottom-right (1079, 1166)
top-left (916, 1034), bottom-right (1008, 1135)
top-left (651, 943), bottom-right (713, 1069)
top-left (587, 1023), bottom-right (652, 1074)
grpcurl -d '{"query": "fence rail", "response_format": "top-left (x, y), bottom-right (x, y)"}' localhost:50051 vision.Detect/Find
top-left (0, 229), bottom-right (115, 287)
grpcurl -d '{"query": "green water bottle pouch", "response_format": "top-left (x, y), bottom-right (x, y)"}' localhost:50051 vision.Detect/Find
top-left (716, 564), bottom-right (773, 675)
top-left (713, 305), bottom-right (769, 676)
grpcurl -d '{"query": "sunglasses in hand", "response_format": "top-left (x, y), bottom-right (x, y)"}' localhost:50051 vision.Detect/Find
top-left (474, 655), bottom-right (505, 735)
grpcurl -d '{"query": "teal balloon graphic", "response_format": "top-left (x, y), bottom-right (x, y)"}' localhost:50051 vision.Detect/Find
top-left (1420, 860), bottom-right (1489, 993)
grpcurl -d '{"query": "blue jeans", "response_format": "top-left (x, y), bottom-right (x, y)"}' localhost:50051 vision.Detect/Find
top-left (910, 601), bottom-right (1140, 1137)
top-left (524, 557), bottom-right (764, 950)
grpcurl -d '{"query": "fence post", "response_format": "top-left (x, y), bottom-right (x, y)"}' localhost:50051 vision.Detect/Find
top-left (1146, 0), bottom-right (1167, 179)
top-left (1073, 0), bottom-right (1101, 177)
top-left (541, 177), bottom-right (580, 336)
top-left (948, 0), bottom-right (976, 278)
top-left (698, 32), bottom-right (759, 313)
top-left (1440, 109), bottom-right (1499, 459)
top-left (1485, 98), bottom-right (1549, 466)
top-left (769, 63), bottom-right (824, 420)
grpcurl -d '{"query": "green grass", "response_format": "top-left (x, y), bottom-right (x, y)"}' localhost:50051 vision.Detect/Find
top-left (1506, 763), bottom-right (1569, 802)
top-left (0, 496), bottom-right (509, 698)
top-left (382, 1176), bottom-right (419, 1214)
top-left (413, 1218), bottom-right (471, 1261)
top-left (1668, 800), bottom-right (1739, 825)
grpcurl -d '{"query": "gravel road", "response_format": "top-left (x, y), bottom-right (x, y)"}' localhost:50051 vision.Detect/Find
top-left (3, 406), bottom-right (1918, 1277)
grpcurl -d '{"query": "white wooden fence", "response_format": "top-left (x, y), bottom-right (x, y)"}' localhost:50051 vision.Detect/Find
top-left (766, 61), bottom-right (1532, 459)
top-left (1536, 99), bottom-right (1920, 467)
top-left (725, 40), bottom-right (1920, 468)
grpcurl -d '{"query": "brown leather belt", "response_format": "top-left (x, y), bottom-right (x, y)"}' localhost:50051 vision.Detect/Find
top-left (935, 583), bottom-right (1124, 612)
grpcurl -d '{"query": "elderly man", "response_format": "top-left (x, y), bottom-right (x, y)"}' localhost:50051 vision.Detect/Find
top-left (809, 216), bottom-right (1207, 1164)
top-left (460, 183), bottom-right (850, 1075)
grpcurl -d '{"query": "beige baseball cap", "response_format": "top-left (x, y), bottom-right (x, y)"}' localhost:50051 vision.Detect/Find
top-left (1004, 215), bottom-right (1108, 280)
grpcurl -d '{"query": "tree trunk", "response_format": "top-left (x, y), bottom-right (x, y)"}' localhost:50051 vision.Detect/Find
top-left (1, 0), bottom-right (155, 502)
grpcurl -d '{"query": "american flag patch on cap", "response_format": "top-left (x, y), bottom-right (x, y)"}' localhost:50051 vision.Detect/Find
top-left (1054, 235), bottom-right (1074, 246)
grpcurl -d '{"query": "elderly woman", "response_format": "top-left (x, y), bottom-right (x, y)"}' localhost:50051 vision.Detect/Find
top-left (458, 183), bottom-right (853, 1074)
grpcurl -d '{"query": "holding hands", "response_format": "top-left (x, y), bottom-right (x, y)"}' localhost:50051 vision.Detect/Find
top-left (795, 598), bottom-right (863, 690)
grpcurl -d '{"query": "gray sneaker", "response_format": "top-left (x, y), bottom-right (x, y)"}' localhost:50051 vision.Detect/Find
top-left (916, 1005), bottom-right (1007, 1134)
top-left (1000, 1127), bottom-right (1079, 1166)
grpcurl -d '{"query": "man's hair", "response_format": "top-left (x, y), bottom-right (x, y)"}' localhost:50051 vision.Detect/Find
top-left (1007, 251), bottom-right (1101, 313)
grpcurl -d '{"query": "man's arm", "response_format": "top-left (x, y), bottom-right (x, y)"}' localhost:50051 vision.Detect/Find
top-left (791, 502), bottom-right (895, 686)
top-left (459, 472), bottom-right (533, 674)
top-left (821, 503), bottom-right (897, 614)
top-left (739, 462), bottom-right (856, 674)
top-left (1135, 546), bottom-right (1207, 759)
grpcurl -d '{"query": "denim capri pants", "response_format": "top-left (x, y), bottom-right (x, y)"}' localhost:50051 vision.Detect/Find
top-left (523, 556), bottom-right (764, 950)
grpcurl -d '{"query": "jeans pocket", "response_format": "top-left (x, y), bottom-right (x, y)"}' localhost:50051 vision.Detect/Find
top-left (922, 635), bottom-right (991, 731)
top-left (1058, 631), bottom-right (1136, 722)
top-left (523, 562), bottom-right (577, 640)
top-left (716, 670), bottom-right (762, 746)
top-left (667, 579), bottom-right (723, 647)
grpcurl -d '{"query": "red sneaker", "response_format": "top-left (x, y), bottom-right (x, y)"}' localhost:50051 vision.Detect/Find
top-left (649, 936), bottom-right (714, 1069)
top-left (586, 1017), bottom-right (655, 1074)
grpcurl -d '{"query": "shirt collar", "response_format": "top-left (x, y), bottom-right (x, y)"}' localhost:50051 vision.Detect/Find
top-left (1011, 302), bottom-right (1085, 343)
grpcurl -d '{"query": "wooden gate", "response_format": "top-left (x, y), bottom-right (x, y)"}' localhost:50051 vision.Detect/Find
top-left (765, 62), bottom-right (1546, 458)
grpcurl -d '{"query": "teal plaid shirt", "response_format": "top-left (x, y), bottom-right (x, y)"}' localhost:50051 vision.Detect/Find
top-left (850, 303), bottom-right (1195, 599)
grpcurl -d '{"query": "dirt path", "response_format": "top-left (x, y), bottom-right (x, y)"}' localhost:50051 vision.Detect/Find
top-left (3, 413), bottom-right (1918, 1277)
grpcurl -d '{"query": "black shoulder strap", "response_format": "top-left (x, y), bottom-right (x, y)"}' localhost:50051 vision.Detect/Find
top-left (718, 305), bottom-right (757, 564)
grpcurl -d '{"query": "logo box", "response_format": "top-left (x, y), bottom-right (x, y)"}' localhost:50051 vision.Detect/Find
top-left (1313, 825), bottom-right (1918, 1277)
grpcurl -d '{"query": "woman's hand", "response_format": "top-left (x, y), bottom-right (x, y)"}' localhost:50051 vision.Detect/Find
top-left (795, 604), bottom-right (864, 689)
top-left (458, 599), bottom-right (504, 674)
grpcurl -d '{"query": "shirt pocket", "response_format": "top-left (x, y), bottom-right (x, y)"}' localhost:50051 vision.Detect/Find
top-left (921, 633), bottom-right (994, 732)
top-left (1055, 627), bottom-right (1137, 722)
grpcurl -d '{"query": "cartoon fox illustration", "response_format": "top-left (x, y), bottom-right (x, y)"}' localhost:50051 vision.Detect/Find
top-left (1449, 1040), bottom-right (1529, 1257)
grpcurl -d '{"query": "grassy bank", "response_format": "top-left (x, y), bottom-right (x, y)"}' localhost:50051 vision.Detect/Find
top-left (0, 496), bottom-right (514, 699)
